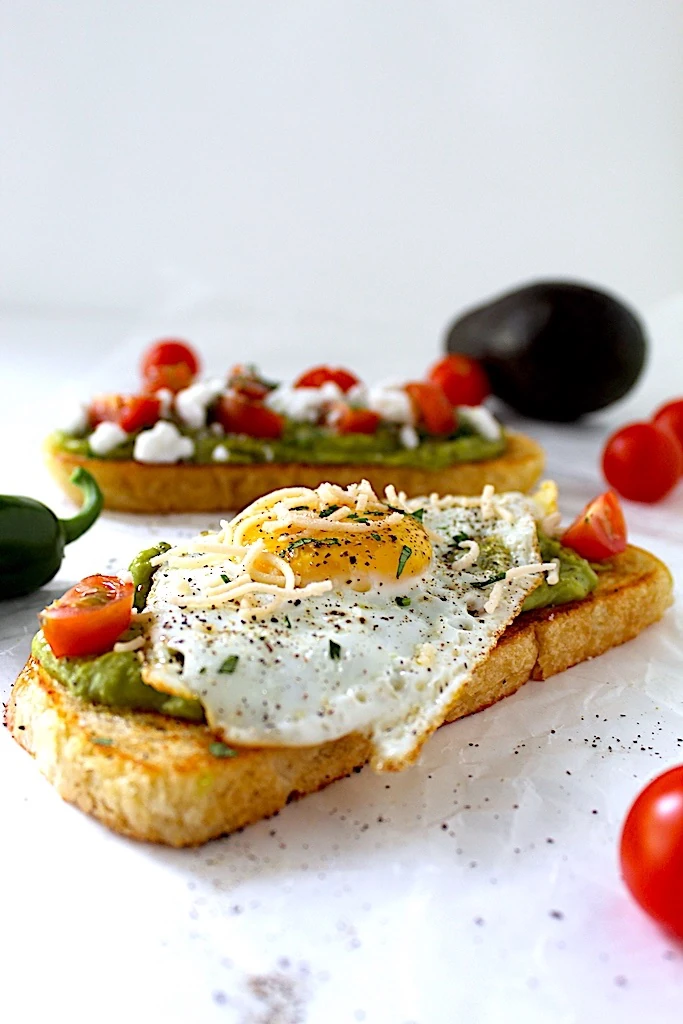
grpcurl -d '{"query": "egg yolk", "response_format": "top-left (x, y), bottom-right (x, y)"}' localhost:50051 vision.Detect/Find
top-left (240, 508), bottom-right (433, 587)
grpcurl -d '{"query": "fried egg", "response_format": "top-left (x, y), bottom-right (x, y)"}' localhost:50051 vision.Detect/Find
top-left (140, 481), bottom-right (554, 770)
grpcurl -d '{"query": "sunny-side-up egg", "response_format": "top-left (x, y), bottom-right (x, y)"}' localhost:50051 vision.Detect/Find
top-left (140, 481), bottom-right (554, 770)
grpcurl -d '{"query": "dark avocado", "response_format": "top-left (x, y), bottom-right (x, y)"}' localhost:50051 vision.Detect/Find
top-left (445, 281), bottom-right (647, 421)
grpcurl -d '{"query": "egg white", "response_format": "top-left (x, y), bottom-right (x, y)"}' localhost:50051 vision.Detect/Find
top-left (141, 493), bottom-right (541, 770)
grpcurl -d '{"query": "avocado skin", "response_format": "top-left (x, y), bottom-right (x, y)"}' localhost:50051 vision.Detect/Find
top-left (445, 281), bottom-right (647, 422)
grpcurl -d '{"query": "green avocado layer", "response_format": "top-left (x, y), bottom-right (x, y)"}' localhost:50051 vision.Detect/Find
top-left (522, 530), bottom-right (598, 611)
top-left (51, 420), bottom-right (506, 471)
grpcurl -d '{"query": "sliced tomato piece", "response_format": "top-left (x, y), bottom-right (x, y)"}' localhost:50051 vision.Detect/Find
top-left (404, 381), bottom-right (457, 436)
top-left (215, 393), bottom-right (285, 439)
top-left (294, 365), bottom-right (359, 393)
top-left (561, 491), bottom-right (627, 561)
top-left (40, 575), bottom-right (134, 658)
top-left (88, 394), bottom-right (161, 433)
top-left (602, 421), bottom-right (682, 503)
top-left (228, 364), bottom-right (276, 401)
top-left (141, 339), bottom-right (200, 393)
top-left (427, 354), bottom-right (490, 407)
top-left (333, 404), bottom-right (381, 435)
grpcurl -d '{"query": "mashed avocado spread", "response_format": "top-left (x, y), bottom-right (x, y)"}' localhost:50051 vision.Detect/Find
top-left (51, 421), bottom-right (506, 471)
top-left (32, 530), bottom-right (597, 719)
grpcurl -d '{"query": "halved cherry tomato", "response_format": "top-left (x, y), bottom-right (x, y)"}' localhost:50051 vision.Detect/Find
top-left (141, 339), bottom-right (200, 394)
top-left (404, 381), bottom-right (457, 436)
top-left (427, 354), bottom-right (490, 407)
top-left (332, 404), bottom-right (381, 435)
top-left (40, 575), bottom-right (134, 658)
top-left (620, 765), bottom-right (683, 940)
top-left (294, 366), bottom-right (359, 393)
top-left (602, 422), bottom-right (682, 503)
top-left (228, 364), bottom-right (275, 401)
top-left (214, 393), bottom-right (284, 439)
top-left (88, 394), bottom-right (161, 433)
top-left (561, 491), bottom-right (627, 561)
top-left (653, 399), bottom-right (683, 456)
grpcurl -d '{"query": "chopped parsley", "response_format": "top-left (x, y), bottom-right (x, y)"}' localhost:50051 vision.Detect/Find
top-left (291, 505), bottom-right (310, 511)
top-left (471, 573), bottom-right (507, 589)
top-left (209, 741), bottom-right (238, 759)
top-left (318, 505), bottom-right (340, 518)
top-left (410, 508), bottom-right (425, 523)
top-left (395, 595), bottom-right (411, 607)
top-left (396, 545), bottom-right (412, 578)
top-left (370, 532), bottom-right (382, 542)
top-left (347, 513), bottom-right (370, 524)
top-left (329, 639), bottom-right (342, 660)
top-left (220, 573), bottom-right (230, 584)
top-left (287, 537), bottom-right (341, 552)
top-left (283, 615), bottom-right (291, 627)
top-left (218, 655), bottom-right (239, 673)
top-left (451, 532), bottom-right (470, 545)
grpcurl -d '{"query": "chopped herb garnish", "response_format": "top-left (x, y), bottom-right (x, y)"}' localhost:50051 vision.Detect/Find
top-left (395, 595), bottom-right (411, 607)
top-left (287, 537), bottom-right (341, 552)
top-left (396, 545), bottom-right (412, 578)
top-left (329, 639), bottom-right (342, 660)
top-left (92, 737), bottom-right (113, 746)
top-left (209, 741), bottom-right (237, 759)
top-left (283, 615), bottom-right (291, 627)
top-left (220, 573), bottom-right (230, 584)
top-left (471, 573), bottom-right (507, 589)
top-left (318, 505), bottom-right (340, 518)
top-left (410, 508), bottom-right (425, 523)
top-left (385, 504), bottom-right (406, 516)
top-left (290, 505), bottom-right (310, 511)
top-left (370, 532), bottom-right (382, 542)
top-left (347, 513), bottom-right (370, 523)
top-left (219, 655), bottom-right (239, 673)
top-left (451, 532), bottom-right (470, 545)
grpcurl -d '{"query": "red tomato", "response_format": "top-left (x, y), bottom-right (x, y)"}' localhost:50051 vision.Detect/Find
top-left (653, 399), bottom-right (683, 455)
top-left (602, 422), bottom-right (682, 503)
top-left (620, 766), bottom-right (683, 940)
top-left (88, 394), bottom-right (161, 433)
top-left (228, 365), bottom-right (273, 401)
top-left (333, 404), bottom-right (381, 435)
top-left (404, 382), bottom-right (457, 436)
top-left (561, 491), bottom-right (627, 561)
top-left (141, 339), bottom-right (200, 393)
top-left (427, 354), bottom-right (490, 407)
top-left (294, 366), bottom-right (359, 393)
top-left (40, 575), bottom-right (134, 658)
top-left (215, 393), bottom-right (285, 439)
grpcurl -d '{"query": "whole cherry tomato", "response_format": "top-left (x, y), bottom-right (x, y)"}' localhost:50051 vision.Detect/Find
top-left (215, 393), bottom-right (285, 439)
top-left (561, 491), bottom-right (627, 561)
top-left (427, 354), bottom-right (490, 407)
top-left (620, 765), bottom-right (683, 940)
top-left (602, 422), bottom-right (682, 502)
top-left (404, 382), bottom-right (456, 436)
top-left (653, 398), bottom-right (683, 456)
top-left (141, 339), bottom-right (200, 393)
top-left (294, 366), bottom-right (359, 393)
top-left (40, 575), bottom-right (134, 658)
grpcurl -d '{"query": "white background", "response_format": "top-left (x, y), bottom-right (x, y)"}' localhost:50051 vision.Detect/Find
top-left (2, 5), bottom-right (683, 1024)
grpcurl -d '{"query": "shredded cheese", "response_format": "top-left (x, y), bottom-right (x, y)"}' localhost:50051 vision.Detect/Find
top-left (483, 560), bottom-right (560, 614)
top-left (113, 635), bottom-right (145, 653)
top-left (450, 539), bottom-right (480, 571)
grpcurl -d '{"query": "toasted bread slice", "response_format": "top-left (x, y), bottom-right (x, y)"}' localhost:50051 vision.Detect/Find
top-left (6, 545), bottom-right (672, 847)
top-left (45, 430), bottom-right (544, 512)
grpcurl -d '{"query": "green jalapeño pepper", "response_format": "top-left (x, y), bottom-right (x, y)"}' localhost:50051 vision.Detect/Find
top-left (0, 468), bottom-right (103, 599)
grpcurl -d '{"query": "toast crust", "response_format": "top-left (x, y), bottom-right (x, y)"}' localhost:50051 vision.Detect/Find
top-left (45, 430), bottom-right (544, 512)
top-left (6, 545), bottom-right (673, 847)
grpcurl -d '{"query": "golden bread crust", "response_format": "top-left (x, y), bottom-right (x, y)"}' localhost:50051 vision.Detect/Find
top-left (6, 546), bottom-right (672, 846)
top-left (45, 431), bottom-right (545, 512)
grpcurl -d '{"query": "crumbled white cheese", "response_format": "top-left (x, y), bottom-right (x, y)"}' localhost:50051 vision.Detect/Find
top-left (212, 444), bottom-right (230, 462)
top-left (155, 388), bottom-right (174, 419)
top-left (175, 379), bottom-right (225, 429)
top-left (456, 405), bottom-right (502, 442)
top-left (263, 445), bottom-right (274, 462)
top-left (210, 421), bottom-right (225, 436)
top-left (399, 424), bottom-right (420, 449)
top-left (265, 382), bottom-right (343, 422)
top-left (367, 385), bottom-right (414, 424)
top-left (133, 421), bottom-right (195, 464)
top-left (61, 403), bottom-right (89, 436)
top-left (89, 421), bottom-right (129, 456)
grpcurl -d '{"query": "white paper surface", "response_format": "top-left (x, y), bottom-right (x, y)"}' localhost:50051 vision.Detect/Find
top-left (2, 304), bottom-right (683, 1024)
